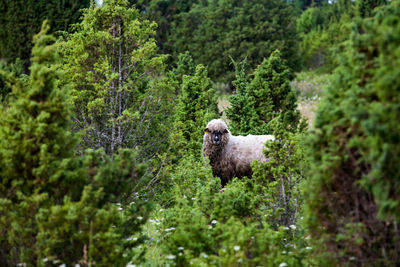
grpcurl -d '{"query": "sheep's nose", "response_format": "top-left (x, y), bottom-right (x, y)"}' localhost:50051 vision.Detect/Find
top-left (214, 134), bottom-right (220, 142)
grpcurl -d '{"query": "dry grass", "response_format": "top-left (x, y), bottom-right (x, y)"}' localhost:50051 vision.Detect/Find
top-left (298, 99), bottom-right (318, 127)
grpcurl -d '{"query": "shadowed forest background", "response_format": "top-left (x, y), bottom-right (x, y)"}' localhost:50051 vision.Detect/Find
top-left (0, 0), bottom-right (399, 266)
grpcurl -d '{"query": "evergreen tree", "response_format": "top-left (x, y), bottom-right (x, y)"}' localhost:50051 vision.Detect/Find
top-left (60, 0), bottom-right (175, 161)
top-left (0, 0), bottom-right (90, 69)
top-left (303, 1), bottom-right (400, 264)
top-left (0, 22), bottom-right (151, 266)
top-left (226, 50), bottom-right (302, 136)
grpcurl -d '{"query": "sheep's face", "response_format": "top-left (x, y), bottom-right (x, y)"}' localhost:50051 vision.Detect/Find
top-left (204, 119), bottom-right (230, 146)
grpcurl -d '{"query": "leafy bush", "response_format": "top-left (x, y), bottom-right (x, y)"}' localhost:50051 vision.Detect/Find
top-left (152, 156), bottom-right (310, 267)
top-left (303, 1), bottom-right (400, 265)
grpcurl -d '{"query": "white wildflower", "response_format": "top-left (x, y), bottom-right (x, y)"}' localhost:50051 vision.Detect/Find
top-left (75, 264), bottom-right (81, 267)
top-left (200, 252), bottom-right (208, 258)
top-left (178, 252), bottom-right (183, 256)
top-left (159, 209), bottom-right (164, 212)
top-left (279, 263), bottom-right (288, 267)
top-left (126, 263), bottom-right (136, 267)
top-left (305, 246), bottom-right (312, 250)
top-left (178, 246), bottom-right (184, 250)
top-left (289, 224), bottom-right (296, 230)
top-left (59, 264), bottom-right (66, 267)
top-left (211, 220), bottom-right (218, 224)
top-left (118, 207), bottom-right (123, 211)
top-left (137, 216), bottom-right (143, 221)
top-left (208, 225), bottom-right (213, 229)
top-left (191, 197), bottom-right (196, 200)
top-left (237, 258), bottom-right (242, 263)
top-left (282, 251), bottom-right (287, 254)
top-left (42, 258), bottom-right (49, 262)
top-left (234, 245), bottom-right (240, 251)
top-left (166, 255), bottom-right (176, 260)
top-left (165, 227), bottom-right (176, 232)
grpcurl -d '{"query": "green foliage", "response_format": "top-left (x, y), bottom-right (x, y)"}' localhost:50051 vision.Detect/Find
top-left (168, 0), bottom-right (300, 82)
top-left (303, 1), bottom-right (400, 264)
top-left (0, 0), bottom-right (90, 69)
top-left (0, 23), bottom-right (151, 266)
top-left (60, 0), bottom-right (175, 161)
top-left (226, 50), bottom-right (303, 135)
top-left (356, 0), bottom-right (387, 17)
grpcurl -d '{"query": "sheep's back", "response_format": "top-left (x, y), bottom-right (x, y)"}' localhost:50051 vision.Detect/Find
top-left (227, 134), bottom-right (274, 164)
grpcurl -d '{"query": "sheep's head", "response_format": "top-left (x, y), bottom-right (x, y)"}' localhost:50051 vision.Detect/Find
top-left (204, 119), bottom-right (230, 146)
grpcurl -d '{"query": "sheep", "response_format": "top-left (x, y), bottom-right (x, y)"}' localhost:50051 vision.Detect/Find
top-left (202, 119), bottom-right (275, 186)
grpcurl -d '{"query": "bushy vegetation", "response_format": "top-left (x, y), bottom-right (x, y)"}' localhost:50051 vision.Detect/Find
top-left (1, 0), bottom-right (399, 265)
top-left (303, 1), bottom-right (400, 265)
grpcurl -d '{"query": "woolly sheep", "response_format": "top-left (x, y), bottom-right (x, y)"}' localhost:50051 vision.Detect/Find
top-left (202, 119), bottom-right (275, 186)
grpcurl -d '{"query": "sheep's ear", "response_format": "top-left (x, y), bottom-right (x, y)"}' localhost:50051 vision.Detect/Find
top-left (224, 129), bottom-right (229, 133)
top-left (204, 128), bottom-right (209, 134)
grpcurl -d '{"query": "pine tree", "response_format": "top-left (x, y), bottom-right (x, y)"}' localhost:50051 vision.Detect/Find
top-left (226, 50), bottom-right (302, 136)
top-left (61, 0), bottom-right (174, 160)
top-left (303, 1), bottom-right (400, 264)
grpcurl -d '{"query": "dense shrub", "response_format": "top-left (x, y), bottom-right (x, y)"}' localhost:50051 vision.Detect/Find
top-left (303, 1), bottom-right (400, 265)
top-left (152, 157), bottom-right (310, 266)
top-left (0, 23), bottom-right (151, 266)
